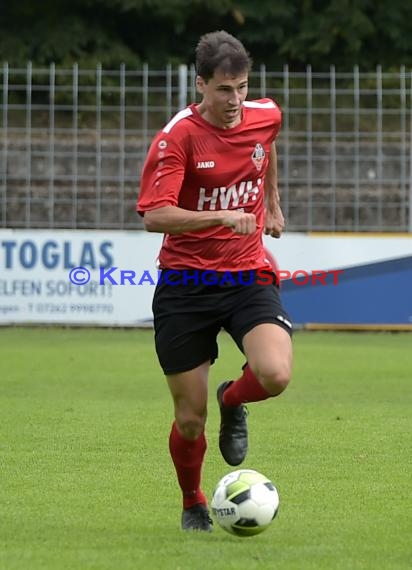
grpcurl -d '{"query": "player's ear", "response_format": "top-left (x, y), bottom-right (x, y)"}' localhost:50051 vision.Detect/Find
top-left (196, 75), bottom-right (205, 95)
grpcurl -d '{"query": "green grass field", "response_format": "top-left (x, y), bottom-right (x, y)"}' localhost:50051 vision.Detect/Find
top-left (1, 328), bottom-right (411, 570)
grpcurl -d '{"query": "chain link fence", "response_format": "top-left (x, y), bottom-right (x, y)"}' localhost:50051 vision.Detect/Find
top-left (1, 63), bottom-right (411, 231)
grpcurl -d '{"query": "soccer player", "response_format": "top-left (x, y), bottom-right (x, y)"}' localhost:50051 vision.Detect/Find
top-left (137, 30), bottom-right (293, 531)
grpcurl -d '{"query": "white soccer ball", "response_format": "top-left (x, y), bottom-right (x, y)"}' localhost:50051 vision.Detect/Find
top-left (211, 469), bottom-right (280, 537)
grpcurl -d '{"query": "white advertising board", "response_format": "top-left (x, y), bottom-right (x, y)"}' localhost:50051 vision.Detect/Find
top-left (1, 230), bottom-right (411, 326)
top-left (0, 230), bottom-right (163, 325)
top-left (263, 232), bottom-right (412, 272)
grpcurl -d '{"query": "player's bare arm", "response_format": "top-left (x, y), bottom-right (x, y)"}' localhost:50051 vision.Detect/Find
top-left (144, 205), bottom-right (256, 235)
top-left (264, 141), bottom-right (285, 238)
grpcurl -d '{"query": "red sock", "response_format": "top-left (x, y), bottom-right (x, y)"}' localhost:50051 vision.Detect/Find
top-left (222, 364), bottom-right (271, 406)
top-left (169, 422), bottom-right (207, 509)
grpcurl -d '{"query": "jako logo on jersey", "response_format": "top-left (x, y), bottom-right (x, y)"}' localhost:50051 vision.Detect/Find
top-left (251, 143), bottom-right (265, 171)
top-left (196, 161), bottom-right (215, 169)
top-left (197, 179), bottom-right (262, 210)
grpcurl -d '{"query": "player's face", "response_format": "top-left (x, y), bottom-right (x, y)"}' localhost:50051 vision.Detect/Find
top-left (196, 70), bottom-right (249, 129)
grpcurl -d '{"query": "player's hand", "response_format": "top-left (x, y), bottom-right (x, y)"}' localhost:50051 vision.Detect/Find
top-left (222, 210), bottom-right (256, 234)
top-left (264, 206), bottom-right (285, 238)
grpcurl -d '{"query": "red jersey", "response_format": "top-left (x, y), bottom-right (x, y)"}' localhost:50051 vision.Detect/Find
top-left (137, 99), bottom-right (281, 271)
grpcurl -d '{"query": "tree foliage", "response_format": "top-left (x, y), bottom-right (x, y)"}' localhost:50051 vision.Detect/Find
top-left (0, 0), bottom-right (411, 69)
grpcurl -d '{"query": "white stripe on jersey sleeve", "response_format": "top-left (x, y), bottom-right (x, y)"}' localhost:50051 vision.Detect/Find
top-left (243, 100), bottom-right (277, 109)
top-left (162, 107), bottom-right (193, 134)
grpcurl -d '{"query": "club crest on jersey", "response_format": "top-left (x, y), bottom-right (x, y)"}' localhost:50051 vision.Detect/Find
top-left (251, 143), bottom-right (265, 171)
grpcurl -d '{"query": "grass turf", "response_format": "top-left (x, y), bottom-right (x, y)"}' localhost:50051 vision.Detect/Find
top-left (0, 328), bottom-right (411, 570)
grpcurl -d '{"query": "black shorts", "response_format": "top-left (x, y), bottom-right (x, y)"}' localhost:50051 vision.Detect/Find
top-left (152, 270), bottom-right (292, 375)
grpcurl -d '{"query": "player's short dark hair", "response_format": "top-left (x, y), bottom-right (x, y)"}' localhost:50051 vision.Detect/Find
top-left (195, 30), bottom-right (253, 82)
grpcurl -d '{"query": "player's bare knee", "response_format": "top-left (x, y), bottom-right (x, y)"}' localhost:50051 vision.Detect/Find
top-left (258, 364), bottom-right (291, 396)
top-left (176, 416), bottom-right (206, 440)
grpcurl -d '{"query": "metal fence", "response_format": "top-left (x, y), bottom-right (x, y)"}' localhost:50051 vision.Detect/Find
top-left (1, 63), bottom-right (411, 231)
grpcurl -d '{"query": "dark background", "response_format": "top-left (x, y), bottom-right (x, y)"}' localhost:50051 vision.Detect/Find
top-left (1, 0), bottom-right (411, 70)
